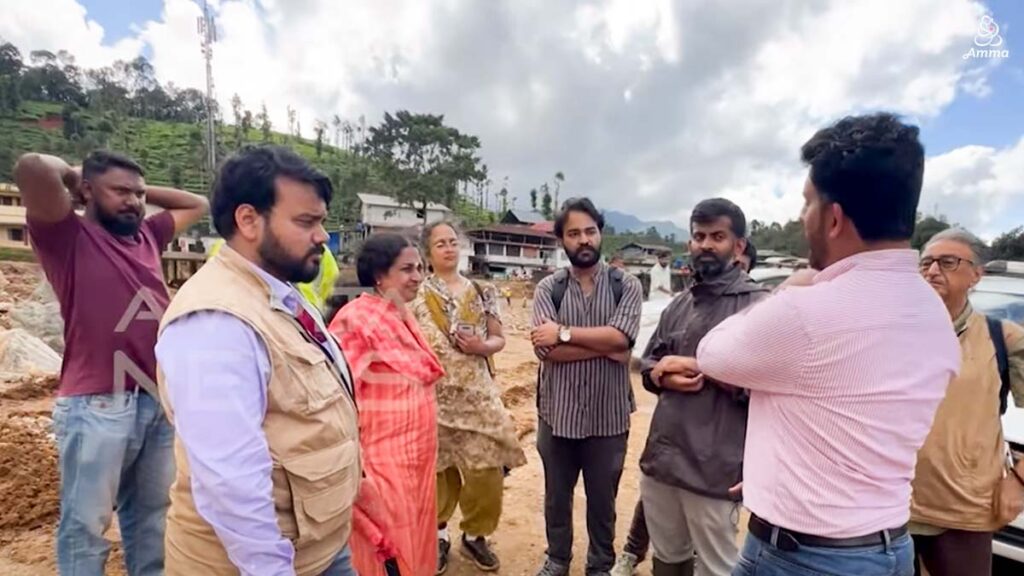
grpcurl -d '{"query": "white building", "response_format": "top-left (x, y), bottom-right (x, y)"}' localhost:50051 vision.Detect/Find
top-left (357, 193), bottom-right (452, 234)
top-left (467, 224), bottom-right (568, 278)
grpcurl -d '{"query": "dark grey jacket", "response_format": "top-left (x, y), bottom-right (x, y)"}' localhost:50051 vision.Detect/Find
top-left (639, 265), bottom-right (769, 500)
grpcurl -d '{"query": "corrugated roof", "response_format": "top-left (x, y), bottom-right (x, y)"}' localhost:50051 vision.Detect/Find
top-left (357, 193), bottom-right (452, 212)
top-left (502, 209), bottom-right (547, 224)
top-left (468, 223), bottom-right (555, 239)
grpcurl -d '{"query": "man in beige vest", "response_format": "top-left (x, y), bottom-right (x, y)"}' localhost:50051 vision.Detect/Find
top-left (911, 228), bottom-right (1024, 576)
top-left (155, 146), bottom-right (360, 575)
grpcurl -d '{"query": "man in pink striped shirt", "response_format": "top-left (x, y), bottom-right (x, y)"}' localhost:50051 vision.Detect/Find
top-left (655, 113), bottom-right (960, 575)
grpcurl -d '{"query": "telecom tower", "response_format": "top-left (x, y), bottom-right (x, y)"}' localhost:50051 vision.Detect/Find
top-left (197, 0), bottom-right (217, 180)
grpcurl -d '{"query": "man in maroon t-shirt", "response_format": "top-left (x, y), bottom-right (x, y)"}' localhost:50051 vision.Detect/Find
top-left (16, 150), bottom-right (208, 575)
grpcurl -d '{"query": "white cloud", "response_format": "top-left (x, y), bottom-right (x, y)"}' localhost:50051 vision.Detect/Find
top-left (2, 0), bottom-right (1020, 235)
top-left (923, 137), bottom-right (1024, 240)
top-left (0, 0), bottom-right (142, 68)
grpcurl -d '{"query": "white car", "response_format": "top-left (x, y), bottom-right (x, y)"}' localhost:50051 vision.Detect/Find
top-left (633, 272), bottom-right (1024, 564)
top-left (974, 276), bottom-right (1024, 563)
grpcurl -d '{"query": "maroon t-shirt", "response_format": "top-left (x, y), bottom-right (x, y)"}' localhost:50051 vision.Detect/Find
top-left (27, 211), bottom-right (175, 397)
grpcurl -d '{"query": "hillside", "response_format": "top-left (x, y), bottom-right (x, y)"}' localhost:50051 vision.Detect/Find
top-left (0, 101), bottom-right (504, 233)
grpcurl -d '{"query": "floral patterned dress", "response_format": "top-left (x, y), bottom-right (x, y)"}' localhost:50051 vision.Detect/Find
top-left (413, 276), bottom-right (527, 472)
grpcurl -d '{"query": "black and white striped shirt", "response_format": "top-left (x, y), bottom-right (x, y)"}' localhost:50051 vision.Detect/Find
top-left (532, 263), bottom-right (643, 439)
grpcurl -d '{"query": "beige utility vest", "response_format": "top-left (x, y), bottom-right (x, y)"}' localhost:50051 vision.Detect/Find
top-left (911, 311), bottom-right (1006, 532)
top-left (157, 246), bottom-right (360, 576)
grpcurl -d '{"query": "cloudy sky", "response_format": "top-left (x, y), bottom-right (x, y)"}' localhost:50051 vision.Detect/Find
top-left (2, 0), bottom-right (1023, 238)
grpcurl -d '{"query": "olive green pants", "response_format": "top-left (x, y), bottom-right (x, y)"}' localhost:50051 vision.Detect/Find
top-left (437, 466), bottom-right (504, 537)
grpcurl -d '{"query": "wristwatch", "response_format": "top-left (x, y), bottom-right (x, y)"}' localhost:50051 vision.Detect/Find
top-left (558, 325), bottom-right (572, 344)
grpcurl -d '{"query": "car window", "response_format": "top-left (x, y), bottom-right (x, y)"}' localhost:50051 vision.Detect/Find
top-left (970, 291), bottom-right (1024, 324)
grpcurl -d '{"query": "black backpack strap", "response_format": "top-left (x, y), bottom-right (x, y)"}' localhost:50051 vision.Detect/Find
top-left (985, 315), bottom-right (1011, 415)
top-left (549, 268), bottom-right (570, 313)
top-left (609, 266), bottom-right (624, 306)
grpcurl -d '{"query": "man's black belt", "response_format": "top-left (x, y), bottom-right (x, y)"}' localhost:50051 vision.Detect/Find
top-left (749, 514), bottom-right (908, 552)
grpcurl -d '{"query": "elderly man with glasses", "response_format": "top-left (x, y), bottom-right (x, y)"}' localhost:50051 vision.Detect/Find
top-left (911, 228), bottom-right (1024, 576)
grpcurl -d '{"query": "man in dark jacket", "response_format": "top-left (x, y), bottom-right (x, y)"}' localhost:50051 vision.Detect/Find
top-left (638, 198), bottom-right (768, 576)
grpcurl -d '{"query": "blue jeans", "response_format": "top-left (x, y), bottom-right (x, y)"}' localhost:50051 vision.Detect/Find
top-left (52, 391), bottom-right (175, 576)
top-left (321, 546), bottom-right (356, 576)
top-left (732, 531), bottom-right (914, 576)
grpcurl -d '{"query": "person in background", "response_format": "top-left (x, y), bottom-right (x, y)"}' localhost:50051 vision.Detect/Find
top-left (910, 228), bottom-right (1024, 576)
top-left (530, 197), bottom-right (643, 576)
top-left (648, 250), bottom-right (673, 300)
top-left (414, 221), bottom-right (527, 574)
top-left (207, 238), bottom-right (339, 315)
top-left (611, 502), bottom-right (651, 576)
top-left (16, 150), bottom-right (208, 575)
top-left (330, 233), bottom-right (446, 576)
top-left (667, 113), bottom-right (960, 575)
top-left (155, 146), bottom-right (358, 576)
top-left (737, 241), bottom-right (757, 273)
top-left (609, 253), bottom-right (626, 270)
top-left (635, 199), bottom-right (768, 576)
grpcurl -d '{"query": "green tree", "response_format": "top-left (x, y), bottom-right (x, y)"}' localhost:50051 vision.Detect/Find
top-left (0, 41), bottom-right (23, 77)
top-left (991, 227), bottom-right (1024, 261)
top-left (530, 188), bottom-right (537, 210)
top-left (362, 111), bottom-right (484, 223)
top-left (553, 171), bottom-right (565, 210)
top-left (911, 215), bottom-right (950, 250)
top-left (169, 164), bottom-right (184, 189)
top-left (231, 93), bottom-right (244, 150)
top-left (257, 103), bottom-right (272, 142)
top-left (313, 119), bottom-right (327, 157)
top-left (541, 188), bottom-right (553, 219)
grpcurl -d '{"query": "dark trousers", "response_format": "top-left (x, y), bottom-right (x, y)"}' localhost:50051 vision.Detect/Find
top-left (913, 529), bottom-right (993, 576)
top-left (537, 419), bottom-right (628, 573)
top-left (623, 500), bottom-right (650, 561)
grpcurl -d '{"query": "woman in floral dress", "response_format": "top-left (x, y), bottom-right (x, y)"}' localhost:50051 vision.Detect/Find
top-left (413, 222), bottom-right (527, 574)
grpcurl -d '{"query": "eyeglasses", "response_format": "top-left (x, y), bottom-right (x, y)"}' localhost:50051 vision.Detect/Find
top-left (919, 255), bottom-right (975, 272)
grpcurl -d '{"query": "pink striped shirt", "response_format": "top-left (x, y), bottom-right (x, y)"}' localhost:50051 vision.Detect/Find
top-left (697, 250), bottom-right (960, 538)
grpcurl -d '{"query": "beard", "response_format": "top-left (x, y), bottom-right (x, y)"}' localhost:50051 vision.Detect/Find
top-left (806, 220), bottom-right (829, 271)
top-left (96, 205), bottom-right (143, 237)
top-left (692, 250), bottom-right (734, 279)
top-left (259, 231), bottom-right (322, 284)
top-left (566, 244), bottom-right (601, 268)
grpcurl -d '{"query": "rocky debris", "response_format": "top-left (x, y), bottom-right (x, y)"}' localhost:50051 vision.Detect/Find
top-left (6, 303), bottom-right (63, 354)
top-left (0, 374), bottom-right (59, 402)
top-left (0, 330), bottom-right (62, 378)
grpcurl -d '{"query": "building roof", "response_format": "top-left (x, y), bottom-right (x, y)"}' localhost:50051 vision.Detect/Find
top-left (530, 221), bottom-right (555, 234)
top-left (501, 209), bottom-right (548, 224)
top-left (0, 183), bottom-right (20, 196)
top-left (356, 193), bottom-right (451, 212)
top-left (468, 223), bottom-right (555, 239)
top-left (621, 242), bottom-right (671, 252)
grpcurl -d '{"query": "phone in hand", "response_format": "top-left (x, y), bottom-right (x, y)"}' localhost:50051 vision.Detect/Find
top-left (456, 322), bottom-right (475, 337)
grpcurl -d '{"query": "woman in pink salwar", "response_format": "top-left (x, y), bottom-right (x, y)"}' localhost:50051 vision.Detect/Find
top-left (329, 233), bottom-right (444, 576)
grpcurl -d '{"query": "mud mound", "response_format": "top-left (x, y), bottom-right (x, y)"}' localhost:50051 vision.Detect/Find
top-left (0, 414), bottom-right (59, 532)
top-left (0, 263), bottom-right (43, 302)
top-left (0, 374), bottom-right (59, 402)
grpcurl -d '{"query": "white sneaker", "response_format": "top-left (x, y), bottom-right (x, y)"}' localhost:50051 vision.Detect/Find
top-left (610, 552), bottom-right (639, 576)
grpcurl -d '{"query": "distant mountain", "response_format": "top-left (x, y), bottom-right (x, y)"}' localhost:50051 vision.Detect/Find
top-left (603, 210), bottom-right (687, 240)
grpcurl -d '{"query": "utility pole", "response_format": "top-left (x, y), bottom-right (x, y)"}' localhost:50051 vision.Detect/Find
top-left (197, 0), bottom-right (217, 181)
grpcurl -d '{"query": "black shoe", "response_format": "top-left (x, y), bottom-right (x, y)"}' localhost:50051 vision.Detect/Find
top-left (461, 534), bottom-right (500, 572)
top-left (536, 557), bottom-right (570, 576)
top-left (437, 538), bottom-right (451, 575)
